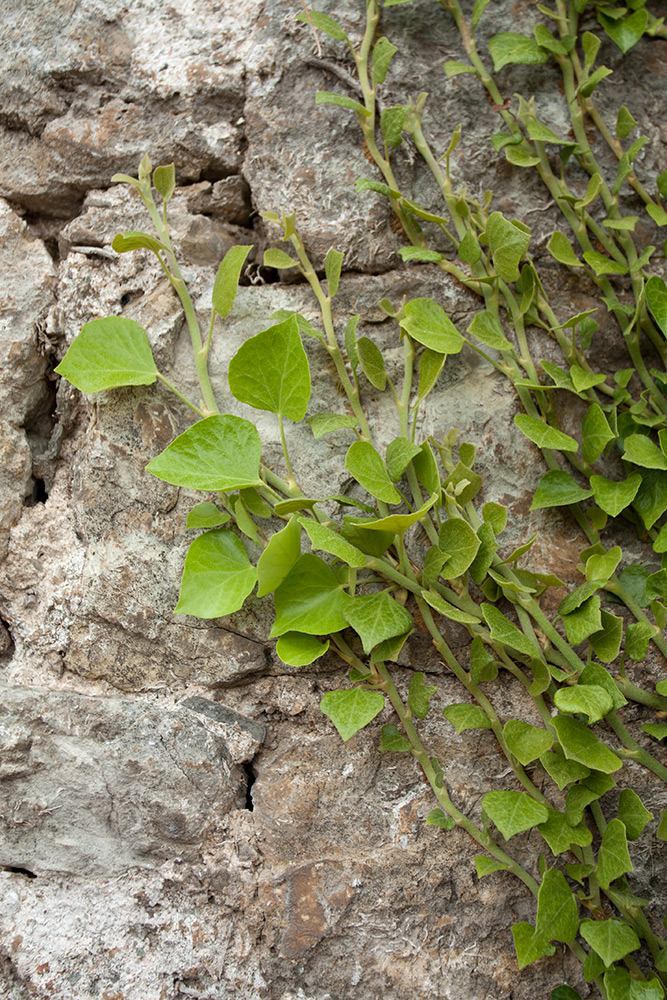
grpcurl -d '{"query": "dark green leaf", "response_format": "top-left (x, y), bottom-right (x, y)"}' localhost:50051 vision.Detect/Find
top-left (486, 212), bottom-right (531, 282)
top-left (538, 808), bottom-right (593, 855)
top-left (598, 8), bottom-right (648, 51)
top-left (381, 105), bottom-right (408, 146)
top-left (646, 276), bottom-right (667, 336)
top-left (582, 404), bottom-right (615, 463)
top-left (482, 604), bottom-right (541, 657)
top-left (372, 36), bottom-right (398, 85)
top-left (511, 923), bottom-right (556, 970)
top-left (380, 723), bottom-right (411, 752)
top-left (413, 348), bottom-right (445, 410)
top-left (540, 749), bottom-right (590, 790)
top-left (536, 869), bottom-right (579, 943)
top-left (256, 515), bottom-right (301, 597)
top-left (625, 620), bottom-right (654, 660)
top-left (470, 636), bottom-right (498, 683)
top-left (633, 469), bottom-right (667, 529)
top-left (438, 518), bottom-right (481, 578)
top-left (425, 808), bottom-right (456, 829)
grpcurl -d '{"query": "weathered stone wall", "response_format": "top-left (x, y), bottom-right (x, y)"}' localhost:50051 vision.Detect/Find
top-left (1, 2), bottom-right (666, 998)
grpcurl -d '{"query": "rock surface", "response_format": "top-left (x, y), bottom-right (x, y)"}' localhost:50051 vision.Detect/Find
top-left (0, 0), bottom-right (666, 998)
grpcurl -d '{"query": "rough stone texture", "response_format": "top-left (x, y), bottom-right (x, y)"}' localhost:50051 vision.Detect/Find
top-left (0, 0), bottom-right (666, 998)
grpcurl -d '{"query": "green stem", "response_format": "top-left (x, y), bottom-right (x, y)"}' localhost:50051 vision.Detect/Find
top-left (606, 711), bottom-right (667, 784)
top-left (155, 372), bottom-right (206, 417)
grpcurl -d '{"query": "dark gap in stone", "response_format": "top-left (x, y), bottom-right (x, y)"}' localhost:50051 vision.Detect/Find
top-left (0, 616), bottom-right (14, 658)
top-left (242, 760), bottom-right (256, 811)
top-left (1, 866), bottom-right (37, 879)
top-left (25, 478), bottom-right (48, 506)
top-left (120, 289), bottom-right (144, 308)
top-left (199, 166), bottom-right (232, 184)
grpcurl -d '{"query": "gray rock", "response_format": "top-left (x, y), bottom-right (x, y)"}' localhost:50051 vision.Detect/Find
top-left (0, 684), bottom-right (246, 877)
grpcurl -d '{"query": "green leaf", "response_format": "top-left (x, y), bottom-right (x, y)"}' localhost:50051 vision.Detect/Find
top-left (467, 310), bottom-right (512, 350)
top-left (469, 522), bottom-right (498, 584)
top-left (346, 492), bottom-right (439, 537)
top-left (583, 250), bottom-right (628, 276)
top-left (186, 501), bottom-right (230, 530)
top-left (486, 212), bottom-right (531, 282)
top-left (590, 473), bottom-right (642, 517)
top-left (536, 869), bottom-right (579, 943)
top-left (505, 145), bottom-right (541, 168)
top-left (580, 918), bottom-right (640, 966)
top-left (582, 404), bottom-right (615, 463)
top-left (438, 518), bottom-right (481, 578)
top-left (413, 442), bottom-right (440, 495)
top-left (443, 703), bottom-right (492, 734)
top-left (228, 316), bottom-right (311, 421)
top-left (256, 516), bottom-right (301, 597)
top-left (175, 529), bottom-right (257, 618)
top-left (646, 568), bottom-right (667, 601)
top-left (548, 231), bottom-right (583, 268)
top-left (55, 317), bottom-right (158, 391)
top-left (356, 337), bottom-right (387, 391)
top-left (299, 517), bottom-right (366, 568)
top-left (579, 65), bottom-right (613, 97)
top-left (540, 749), bottom-right (590, 790)
top-left (343, 591), bottom-right (413, 654)
top-left (380, 723), bottom-right (411, 752)
top-left (588, 613), bottom-right (624, 663)
top-left (538, 808), bottom-right (593, 855)
top-left (345, 441), bottom-right (402, 504)
top-left (276, 631), bottom-right (330, 666)
top-left (270, 309), bottom-right (324, 341)
top-left (550, 714), bottom-right (622, 773)
top-left (633, 469), bottom-right (667, 529)
top-left (625, 620), bottom-right (654, 660)
top-left (514, 414), bottom-right (578, 452)
top-left (642, 722), bottom-right (667, 740)
top-left (616, 106), bottom-right (638, 139)
top-left (459, 230), bottom-right (482, 265)
top-left (211, 245), bottom-right (252, 318)
top-left (570, 364), bottom-right (606, 391)
top-left (530, 470), bottom-right (593, 510)
top-left (472, 0), bottom-right (494, 27)
top-left (320, 688), bottom-right (385, 742)
top-left (623, 434), bottom-right (667, 470)
top-left (474, 855), bottom-right (510, 877)
top-left (315, 90), bottom-right (371, 117)
top-left (341, 516), bottom-right (394, 557)
top-left (575, 173), bottom-right (604, 209)
top-left (408, 672), bottom-right (438, 719)
top-left (412, 349), bottom-right (445, 411)
top-left (551, 987), bottom-right (584, 1000)
top-left (504, 720), bottom-right (554, 764)
top-left (400, 298), bottom-right (464, 354)
top-left (112, 230), bottom-right (169, 255)
top-left (470, 636), bottom-right (498, 683)
top-left (558, 581), bottom-right (599, 617)
top-left (372, 36), bottom-right (398, 84)
top-left (562, 596), bottom-right (602, 645)
top-left (646, 276), bottom-right (667, 335)
top-left (421, 590), bottom-right (481, 625)
top-left (617, 564), bottom-right (650, 608)
top-left (270, 554), bottom-right (349, 637)
top-left (604, 967), bottom-right (665, 1000)
top-left (371, 632), bottom-right (409, 665)
top-left (153, 163), bottom-right (175, 201)
top-left (483, 790), bottom-right (549, 839)
top-left (488, 32), bottom-right (550, 71)
top-left (295, 10), bottom-right (347, 40)
top-left (324, 248), bottom-right (344, 297)
top-left (442, 461), bottom-right (482, 505)
top-left (263, 247), bottom-right (300, 269)
top-left (582, 30), bottom-right (601, 70)
top-left (425, 808), bottom-right (456, 830)
top-left (444, 60), bottom-right (476, 78)
top-left (554, 683), bottom-right (613, 724)
top-left (659, 810), bottom-right (667, 841)
top-left (483, 501), bottom-right (508, 534)
top-left (534, 24), bottom-right (570, 54)
top-left (618, 788), bottom-right (653, 839)
top-left (147, 415), bottom-right (261, 491)
top-left (598, 8), bottom-right (648, 51)
top-left (307, 412), bottom-right (358, 438)
top-left (482, 604), bottom-right (541, 657)
top-left (380, 105), bottom-right (408, 146)
top-left (511, 923), bottom-right (555, 970)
